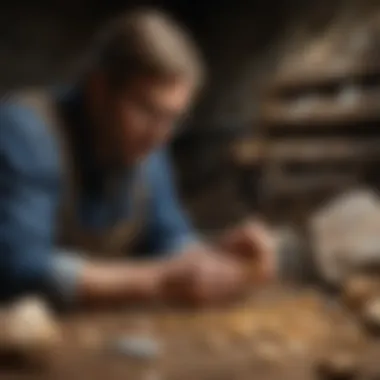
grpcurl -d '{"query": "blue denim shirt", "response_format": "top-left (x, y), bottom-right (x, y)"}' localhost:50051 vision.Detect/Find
top-left (0, 88), bottom-right (198, 304)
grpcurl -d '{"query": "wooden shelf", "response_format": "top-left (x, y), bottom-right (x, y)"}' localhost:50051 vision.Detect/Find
top-left (267, 138), bottom-right (380, 162)
top-left (261, 172), bottom-right (357, 196)
top-left (268, 62), bottom-right (380, 95)
top-left (261, 96), bottom-right (380, 127)
top-left (231, 137), bottom-right (380, 165)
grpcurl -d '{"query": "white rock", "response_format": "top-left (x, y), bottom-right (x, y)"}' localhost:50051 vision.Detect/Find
top-left (0, 297), bottom-right (61, 361)
top-left (310, 188), bottom-right (380, 285)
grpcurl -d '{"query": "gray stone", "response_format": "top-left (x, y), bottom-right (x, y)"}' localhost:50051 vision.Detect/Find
top-left (107, 336), bottom-right (161, 360)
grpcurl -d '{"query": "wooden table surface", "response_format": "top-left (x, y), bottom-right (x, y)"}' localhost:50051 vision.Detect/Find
top-left (1, 287), bottom-right (379, 380)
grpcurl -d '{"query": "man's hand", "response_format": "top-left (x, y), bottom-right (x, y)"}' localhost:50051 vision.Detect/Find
top-left (161, 248), bottom-right (250, 306)
top-left (216, 219), bottom-right (277, 284)
top-left (78, 250), bottom-right (249, 308)
top-left (75, 219), bottom-right (277, 309)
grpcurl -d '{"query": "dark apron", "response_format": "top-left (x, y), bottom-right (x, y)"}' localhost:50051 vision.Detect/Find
top-left (14, 89), bottom-right (146, 257)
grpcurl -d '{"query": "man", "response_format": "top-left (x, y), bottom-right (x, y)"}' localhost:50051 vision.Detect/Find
top-left (0, 9), bottom-right (275, 309)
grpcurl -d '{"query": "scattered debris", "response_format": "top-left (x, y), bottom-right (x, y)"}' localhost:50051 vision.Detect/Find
top-left (342, 275), bottom-right (380, 311)
top-left (361, 298), bottom-right (380, 335)
top-left (286, 339), bottom-right (309, 358)
top-left (107, 336), bottom-right (161, 360)
top-left (316, 351), bottom-right (359, 380)
top-left (78, 325), bottom-right (102, 349)
top-left (254, 338), bottom-right (285, 367)
top-left (142, 368), bottom-right (162, 380)
top-left (203, 332), bottom-right (229, 353)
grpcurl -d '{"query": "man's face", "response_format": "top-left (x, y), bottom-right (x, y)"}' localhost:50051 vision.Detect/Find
top-left (101, 76), bottom-right (194, 164)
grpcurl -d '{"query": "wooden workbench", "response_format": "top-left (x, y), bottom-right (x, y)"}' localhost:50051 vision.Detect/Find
top-left (1, 286), bottom-right (378, 380)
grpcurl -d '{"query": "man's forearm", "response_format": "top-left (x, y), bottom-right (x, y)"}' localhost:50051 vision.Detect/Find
top-left (49, 252), bottom-right (166, 308)
top-left (49, 243), bottom-right (211, 309)
top-left (76, 261), bottom-right (165, 307)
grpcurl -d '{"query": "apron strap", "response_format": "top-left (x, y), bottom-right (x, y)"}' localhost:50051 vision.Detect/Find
top-left (12, 88), bottom-right (147, 256)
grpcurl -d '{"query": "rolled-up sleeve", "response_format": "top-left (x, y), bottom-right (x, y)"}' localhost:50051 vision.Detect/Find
top-left (141, 149), bottom-right (200, 257)
top-left (0, 102), bottom-right (84, 305)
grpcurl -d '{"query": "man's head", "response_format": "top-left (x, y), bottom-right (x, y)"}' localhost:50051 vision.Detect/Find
top-left (84, 8), bottom-right (205, 165)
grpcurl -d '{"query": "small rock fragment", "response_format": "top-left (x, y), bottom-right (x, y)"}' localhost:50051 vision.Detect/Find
top-left (203, 332), bottom-right (229, 353)
top-left (316, 351), bottom-right (359, 380)
top-left (361, 298), bottom-right (380, 334)
top-left (286, 339), bottom-right (309, 358)
top-left (342, 275), bottom-right (379, 311)
top-left (108, 336), bottom-right (161, 360)
top-left (254, 338), bottom-right (286, 367)
top-left (79, 326), bottom-right (102, 349)
top-left (227, 310), bottom-right (256, 342)
top-left (142, 368), bottom-right (162, 380)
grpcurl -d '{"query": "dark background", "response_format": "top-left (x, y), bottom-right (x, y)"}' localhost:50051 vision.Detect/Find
top-left (0, 0), bottom-right (371, 231)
